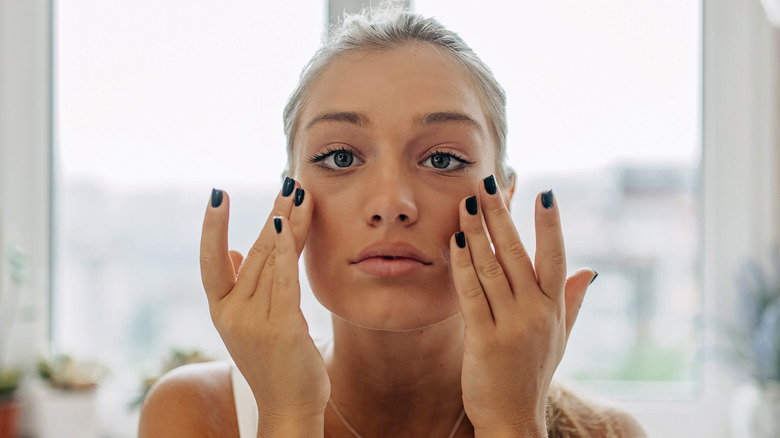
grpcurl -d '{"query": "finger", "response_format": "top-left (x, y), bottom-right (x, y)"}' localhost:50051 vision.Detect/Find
top-left (234, 177), bottom-right (298, 298)
top-left (450, 232), bottom-right (495, 330)
top-left (564, 269), bottom-right (597, 341)
top-left (229, 250), bottom-right (244, 277)
top-left (478, 175), bottom-right (538, 298)
top-left (271, 216), bottom-right (301, 313)
top-left (459, 194), bottom-right (514, 318)
top-left (534, 190), bottom-right (567, 302)
top-left (200, 189), bottom-right (236, 303)
top-left (289, 187), bottom-right (313, 255)
top-left (254, 181), bottom-right (308, 301)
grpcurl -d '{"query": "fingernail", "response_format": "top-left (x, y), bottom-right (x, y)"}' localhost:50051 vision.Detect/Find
top-left (282, 177), bottom-right (295, 197)
top-left (541, 190), bottom-right (554, 209)
top-left (455, 231), bottom-right (466, 248)
top-left (484, 175), bottom-right (497, 195)
top-left (211, 188), bottom-right (223, 208)
top-left (274, 217), bottom-right (282, 234)
top-left (466, 196), bottom-right (478, 215)
top-left (294, 188), bottom-right (305, 207)
top-left (589, 270), bottom-right (599, 285)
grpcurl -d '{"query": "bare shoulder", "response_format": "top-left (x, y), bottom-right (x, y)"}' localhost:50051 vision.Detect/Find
top-left (138, 360), bottom-right (239, 438)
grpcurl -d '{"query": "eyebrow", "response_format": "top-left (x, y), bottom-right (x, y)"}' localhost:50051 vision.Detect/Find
top-left (414, 111), bottom-right (485, 136)
top-left (304, 111), bottom-right (369, 130)
top-left (304, 110), bottom-right (485, 137)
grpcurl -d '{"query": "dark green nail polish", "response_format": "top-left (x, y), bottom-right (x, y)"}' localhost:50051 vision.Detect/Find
top-left (211, 188), bottom-right (223, 208)
top-left (484, 175), bottom-right (497, 195)
top-left (466, 196), bottom-right (478, 215)
top-left (274, 217), bottom-right (282, 234)
top-left (455, 231), bottom-right (466, 248)
top-left (294, 188), bottom-right (305, 207)
top-left (541, 190), bottom-right (554, 209)
top-left (589, 271), bottom-right (599, 285)
top-left (282, 177), bottom-right (295, 197)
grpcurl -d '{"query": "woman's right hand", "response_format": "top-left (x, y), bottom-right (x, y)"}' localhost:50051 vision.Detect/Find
top-left (200, 179), bottom-right (329, 436)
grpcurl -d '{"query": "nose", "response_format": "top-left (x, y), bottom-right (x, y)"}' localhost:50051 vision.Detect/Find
top-left (362, 166), bottom-right (419, 227)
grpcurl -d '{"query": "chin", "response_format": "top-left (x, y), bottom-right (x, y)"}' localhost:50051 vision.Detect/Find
top-left (314, 282), bottom-right (461, 332)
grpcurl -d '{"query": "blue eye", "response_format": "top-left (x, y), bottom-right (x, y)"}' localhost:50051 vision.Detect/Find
top-left (309, 148), bottom-right (362, 170)
top-left (332, 151), bottom-right (354, 167)
top-left (430, 153), bottom-right (451, 169)
top-left (421, 151), bottom-right (472, 171)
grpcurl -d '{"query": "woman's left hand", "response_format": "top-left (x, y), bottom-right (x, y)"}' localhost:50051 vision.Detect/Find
top-left (450, 176), bottom-right (597, 438)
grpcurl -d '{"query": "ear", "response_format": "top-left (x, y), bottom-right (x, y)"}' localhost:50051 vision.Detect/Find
top-left (502, 170), bottom-right (516, 211)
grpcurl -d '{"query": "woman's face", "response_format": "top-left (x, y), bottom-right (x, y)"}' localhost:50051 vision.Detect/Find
top-left (293, 44), bottom-right (502, 331)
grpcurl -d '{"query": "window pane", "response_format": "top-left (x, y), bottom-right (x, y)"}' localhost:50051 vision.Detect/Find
top-left (414, 0), bottom-right (701, 394)
top-left (54, 1), bottom-right (326, 434)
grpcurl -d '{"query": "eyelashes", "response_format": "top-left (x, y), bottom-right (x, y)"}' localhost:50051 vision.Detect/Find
top-left (421, 149), bottom-right (474, 171)
top-left (308, 146), bottom-right (363, 169)
top-left (308, 146), bottom-right (474, 172)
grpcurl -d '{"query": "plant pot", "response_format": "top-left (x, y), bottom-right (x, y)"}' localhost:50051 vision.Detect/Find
top-left (32, 387), bottom-right (98, 438)
top-left (731, 381), bottom-right (780, 438)
top-left (0, 398), bottom-right (20, 438)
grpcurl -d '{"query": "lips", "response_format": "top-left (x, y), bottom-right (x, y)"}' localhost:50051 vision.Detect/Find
top-left (351, 242), bottom-right (433, 277)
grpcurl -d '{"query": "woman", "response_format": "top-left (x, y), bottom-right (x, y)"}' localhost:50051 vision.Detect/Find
top-left (140, 6), bottom-right (646, 437)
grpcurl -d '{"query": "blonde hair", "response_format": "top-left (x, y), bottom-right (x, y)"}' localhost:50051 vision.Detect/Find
top-left (547, 381), bottom-right (620, 438)
top-left (282, 3), bottom-right (514, 187)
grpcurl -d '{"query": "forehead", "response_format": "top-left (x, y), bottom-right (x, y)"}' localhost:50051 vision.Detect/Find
top-left (299, 43), bottom-right (489, 133)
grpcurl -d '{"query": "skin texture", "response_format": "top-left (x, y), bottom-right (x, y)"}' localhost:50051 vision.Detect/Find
top-left (139, 43), bottom-right (648, 437)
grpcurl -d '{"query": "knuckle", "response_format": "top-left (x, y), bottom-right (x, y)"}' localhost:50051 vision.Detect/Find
top-left (247, 240), bottom-right (273, 261)
top-left (479, 259), bottom-right (505, 280)
top-left (488, 201), bottom-right (509, 218)
top-left (504, 238), bottom-right (529, 261)
top-left (265, 252), bottom-right (277, 268)
top-left (274, 274), bottom-right (296, 290)
top-left (547, 247), bottom-right (567, 267)
top-left (453, 252), bottom-right (474, 269)
top-left (199, 252), bottom-right (219, 270)
top-left (460, 283), bottom-right (485, 300)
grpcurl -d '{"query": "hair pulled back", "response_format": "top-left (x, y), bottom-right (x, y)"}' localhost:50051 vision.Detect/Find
top-left (282, 4), bottom-right (513, 187)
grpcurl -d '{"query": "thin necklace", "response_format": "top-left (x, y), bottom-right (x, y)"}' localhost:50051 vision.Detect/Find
top-left (328, 398), bottom-right (467, 438)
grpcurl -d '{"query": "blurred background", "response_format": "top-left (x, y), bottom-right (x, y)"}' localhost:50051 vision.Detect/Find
top-left (1, 0), bottom-right (779, 436)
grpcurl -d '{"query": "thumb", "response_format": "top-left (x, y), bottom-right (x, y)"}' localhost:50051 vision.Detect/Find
top-left (564, 268), bottom-right (597, 341)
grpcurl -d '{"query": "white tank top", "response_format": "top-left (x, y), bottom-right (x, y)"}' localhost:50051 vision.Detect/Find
top-left (231, 339), bottom-right (334, 438)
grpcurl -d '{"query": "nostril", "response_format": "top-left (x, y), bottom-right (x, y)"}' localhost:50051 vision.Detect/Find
top-left (372, 214), bottom-right (382, 222)
top-left (399, 214), bottom-right (408, 222)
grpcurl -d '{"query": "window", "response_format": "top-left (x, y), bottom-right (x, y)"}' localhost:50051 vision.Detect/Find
top-left (54, 1), bottom-right (325, 434)
top-left (48, 1), bottom-right (768, 437)
top-left (414, 0), bottom-right (701, 394)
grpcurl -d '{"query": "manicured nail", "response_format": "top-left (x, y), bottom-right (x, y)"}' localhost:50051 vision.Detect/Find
top-left (282, 177), bottom-right (295, 197)
top-left (541, 190), bottom-right (554, 209)
top-left (211, 188), bottom-right (223, 208)
top-left (589, 270), bottom-right (599, 285)
top-left (274, 217), bottom-right (282, 234)
top-left (455, 231), bottom-right (466, 248)
top-left (294, 188), bottom-right (305, 207)
top-left (466, 196), bottom-right (478, 215)
top-left (484, 175), bottom-right (497, 195)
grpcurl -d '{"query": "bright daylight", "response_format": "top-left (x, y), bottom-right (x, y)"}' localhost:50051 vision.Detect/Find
top-left (1, 0), bottom-right (779, 437)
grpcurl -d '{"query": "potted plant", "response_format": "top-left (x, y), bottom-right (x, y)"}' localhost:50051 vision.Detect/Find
top-left (32, 355), bottom-right (108, 438)
top-left (0, 245), bottom-right (29, 438)
top-left (725, 248), bottom-right (780, 437)
top-left (0, 368), bottom-right (21, 438)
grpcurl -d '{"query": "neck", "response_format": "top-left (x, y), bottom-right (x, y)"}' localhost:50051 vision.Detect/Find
top-left (325, 314), bottom-right (470, 438)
